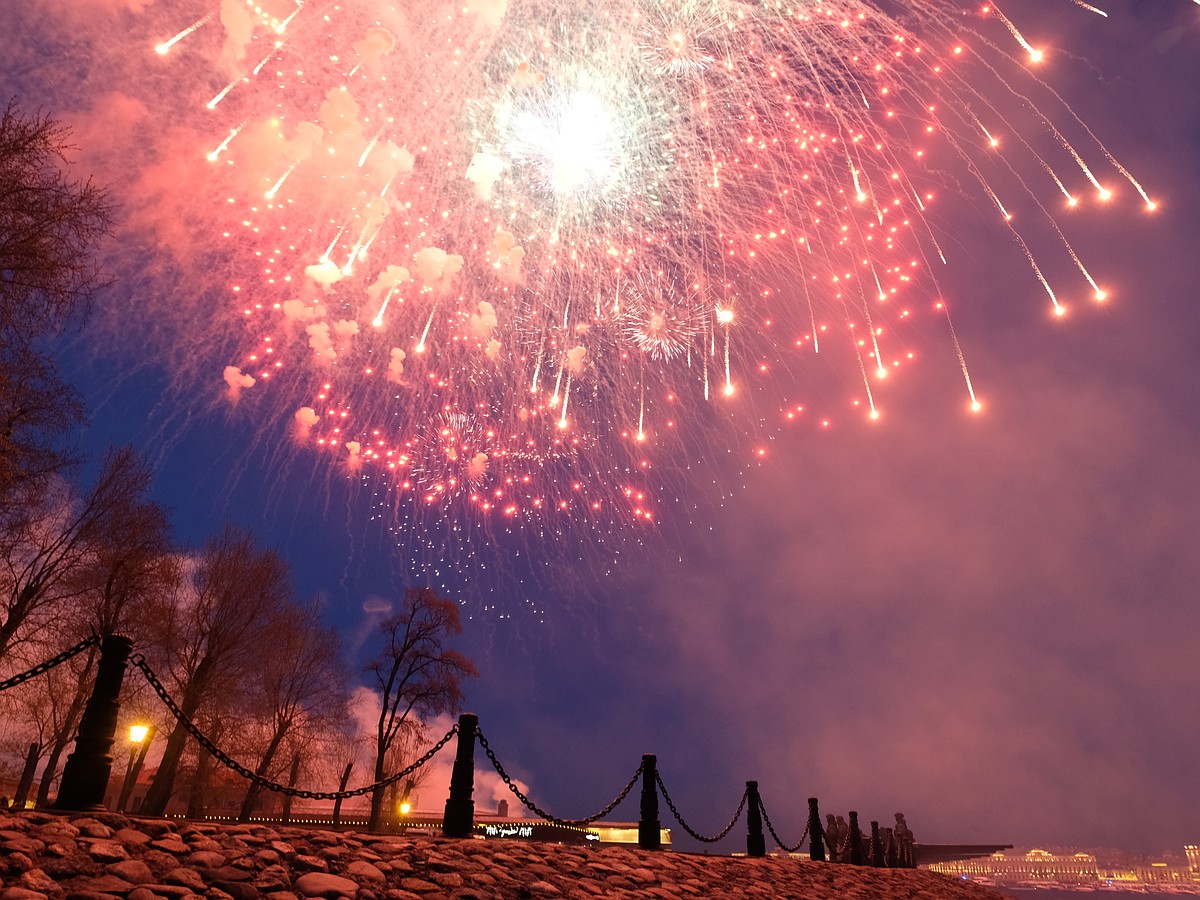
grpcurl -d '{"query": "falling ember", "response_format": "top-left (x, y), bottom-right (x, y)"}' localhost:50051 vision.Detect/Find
top-left (155, 13), bottom-right (214, 55)
top-left (134, 0), bottom-right (1162, 551)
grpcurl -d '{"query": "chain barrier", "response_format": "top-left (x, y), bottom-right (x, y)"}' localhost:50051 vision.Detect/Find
top-left (827, 830), bottom-right (852, 860)
top-left (655, 770), bottom-right (747, 844)
top-left (757, 796), bottom-right (810, 854)
top-left (0, 634), bottom-right (99, 693)
top-left (129, 653), bottom-right (456, 800)
top-left (476, 727), bottom-right (642, 827)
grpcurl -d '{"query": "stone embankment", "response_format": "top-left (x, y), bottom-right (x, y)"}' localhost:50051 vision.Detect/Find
top-left (0, 809), bottom-right (1005, 900)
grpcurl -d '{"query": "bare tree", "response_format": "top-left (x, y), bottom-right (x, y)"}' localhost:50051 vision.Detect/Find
top-left (0, 101), bottom-right (114, 516)
top-left (0, 446), bottom-right (159, 661)
top-left (0, 348), bottom-right (84, 532)
top-left (32, 474), bottom-right (177, 806)
top-left (0, 101), bottom-right (113, 341)
top-left (236, 599), bottom-right (345, 821)
top-left (365, 588), bottom-right (477, 832)
top-left (139, 526), bottom-right (290, 816)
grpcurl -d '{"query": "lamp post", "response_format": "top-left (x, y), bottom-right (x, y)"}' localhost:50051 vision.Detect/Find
top-left (116, 724), bottom-right (154, 813)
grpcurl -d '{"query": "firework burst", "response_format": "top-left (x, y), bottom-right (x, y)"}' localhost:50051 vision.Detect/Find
top-left (141, 0), bottom-right (1161, 588)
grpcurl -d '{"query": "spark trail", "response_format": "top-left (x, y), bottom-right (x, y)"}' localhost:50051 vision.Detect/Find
top-left (146, 0), bottom-right (1158, 587)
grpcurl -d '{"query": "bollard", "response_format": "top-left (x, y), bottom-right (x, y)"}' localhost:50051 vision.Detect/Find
top-left (55, 634), bottom-right (133, 811)
top-left (848, 811), bottom-right (864, 866)
top-left (442, 712), bottom-right (478, 838)
top-left (870, 820), bottom-right (885, 867)
top-left (745, 781), bottom-right (765, 858)
top-left (638, 754), bottom-right (661, 850)
top-left (808, 797), bottom-right (825, 862)
top-left (885, 826), bottom-right (898, 867)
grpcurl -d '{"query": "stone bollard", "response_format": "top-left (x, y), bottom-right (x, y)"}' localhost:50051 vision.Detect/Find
top-left (808, 797), bottom-right (826, 862)
top-left (745, 781), bottom-right (765, 858)
top-left (55, 634), bottom-right (133, 811)
top-left (849, 811), bottom-right (864, 866)
top-left (870, 820), bottom-right (885, 867)
top-left (442, 712), bottom-right (478, 838)
top-left (638, 754), bottom-right (661, 850)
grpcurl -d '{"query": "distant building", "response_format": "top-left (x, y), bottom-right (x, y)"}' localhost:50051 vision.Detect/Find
top-left (929, 849), bottom-right (1099, 886)
top-left (928, 847), bottom-right (1200, 890)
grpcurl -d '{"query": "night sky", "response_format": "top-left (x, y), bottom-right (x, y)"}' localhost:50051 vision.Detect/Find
top-left (4, 0), bottom-right (1199, 856)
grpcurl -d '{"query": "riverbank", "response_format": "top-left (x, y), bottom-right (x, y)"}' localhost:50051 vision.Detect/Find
top-left (0, 808), bottom-right (1007, 900)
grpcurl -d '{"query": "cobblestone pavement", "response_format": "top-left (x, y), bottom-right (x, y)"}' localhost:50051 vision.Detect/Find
top-left (0, 809), bottom-right (1006, 900)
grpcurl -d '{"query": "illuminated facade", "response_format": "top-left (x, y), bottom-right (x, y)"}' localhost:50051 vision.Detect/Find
top-left (929, 849), bottom-right (1099, 885)
top-left (929, 848), bottom-right (1200, 890)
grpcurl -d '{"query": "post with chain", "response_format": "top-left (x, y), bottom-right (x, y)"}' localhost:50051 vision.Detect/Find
top-left (638, 754), bottom-right (661, 850)
top-left (807, 797), bottom-right (826, 861)
top-left (870, 820), bottom-right (885, 867)
top-left (745, 781), bottom-right (766, 858)
top-left (442, 712), bottom-right (477, 838)
top-left (55, 634), bottom-right (133, 811)
top-left (849, 811), bottom-right (864, 866)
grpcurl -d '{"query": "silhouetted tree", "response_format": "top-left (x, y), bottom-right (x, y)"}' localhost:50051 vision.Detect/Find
top-left (140, 526), bottom-right (290, 816)
top-left (0, 101), bottom-right (114, 520)
top-left (0, 446), bottom-right (159, 661)
top-left (365, 587), bottom-right (477, 831)
top-left (237, 599), bottom-right (345, 821)
top-left (33, 474), bottom-right (176, 806)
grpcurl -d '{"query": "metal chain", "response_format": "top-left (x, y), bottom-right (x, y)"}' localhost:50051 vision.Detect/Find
top-left (828, 830), bottom-right (852, 858)
top-left (476, 727), bottom-right (642, 827)
top-left (130, 653), bottom-right (457, 799)
top-left (757, 796), bottom-right (810, 853)
top-left (655, 771), bottom-right (747, 844)
top-left (0, 634), bottom-right (99, 692)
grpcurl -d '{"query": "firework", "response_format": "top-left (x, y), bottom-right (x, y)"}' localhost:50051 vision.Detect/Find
top-left (146, 0), bottom-right (1158, 582)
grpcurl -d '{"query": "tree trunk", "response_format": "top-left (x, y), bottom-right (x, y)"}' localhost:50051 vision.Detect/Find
top-left (237, 723), bottom-right (289, 823)
top-left (35, 646), bottom-right (97, 807)
top-left (12, 742), bottom-right (39, 809)
top-left (367, 754), bottom-right (388, 833)
top-left (280, 754), bottom-right (300, 824)
top-left (0, 584), bottom-right (39, 661)
top-left (186, 748), bottom-right (212, 819)
top-left (141, 663), bottom-right (209, 816)
top-left (331, 762), bottom-right (352, 826)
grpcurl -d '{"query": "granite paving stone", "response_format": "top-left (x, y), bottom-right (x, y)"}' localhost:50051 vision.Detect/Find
top-left (0, 808), bottom-right (1007, 900)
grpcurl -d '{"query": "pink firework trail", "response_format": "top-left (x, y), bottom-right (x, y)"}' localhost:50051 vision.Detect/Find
top-left (148, 0), bottom-right (1158, 561)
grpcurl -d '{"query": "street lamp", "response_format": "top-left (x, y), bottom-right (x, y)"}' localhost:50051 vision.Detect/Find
top-left (116, 724), bottom-right (154, 813)
top-left (397, 779), bottom-right (414, 833)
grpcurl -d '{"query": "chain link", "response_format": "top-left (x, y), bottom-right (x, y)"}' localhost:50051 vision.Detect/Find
top-left (828, 830), bottom-right (852, 859)
top-left (757, 796), bottom-right (810, 853)
top-left (655, 771), bottom-right (746, 844)
top-left (476, 727), bottom-right (641, 827)
top-left (130, 653), bottom-right (456, 800)
top-left (0, 634), bottom-right (99, 692)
